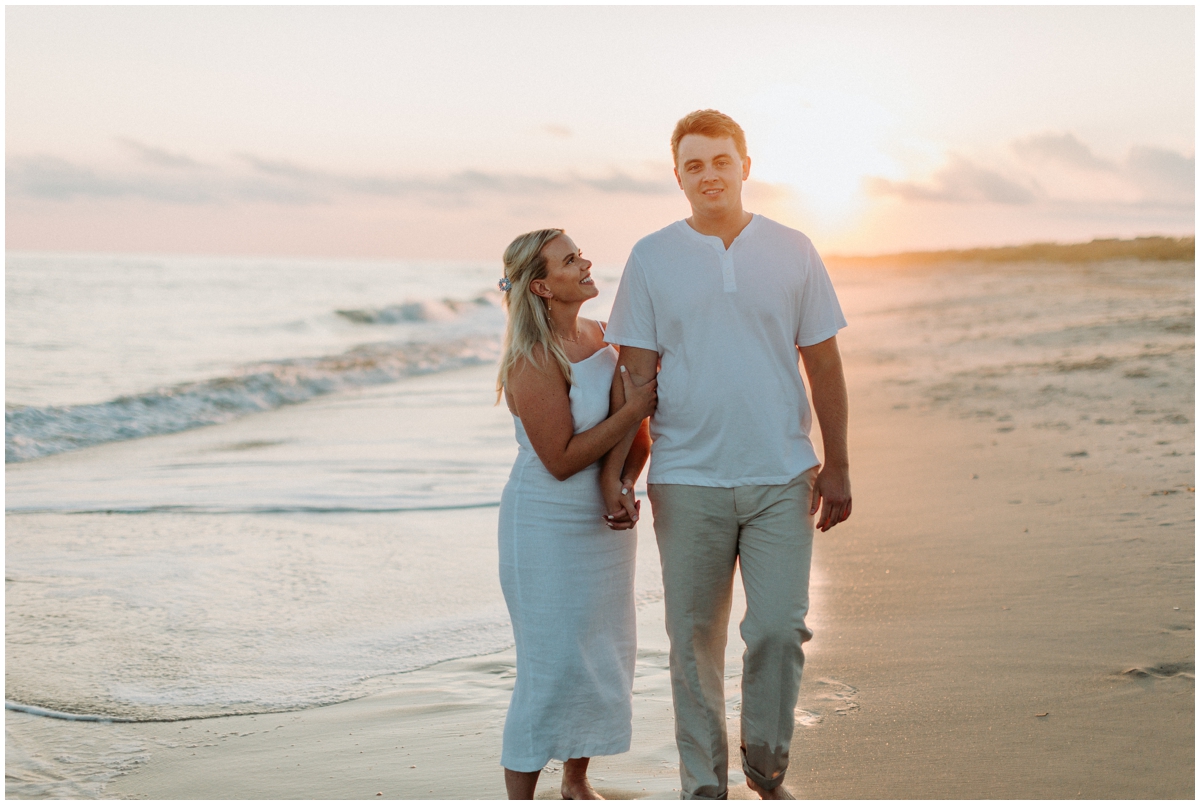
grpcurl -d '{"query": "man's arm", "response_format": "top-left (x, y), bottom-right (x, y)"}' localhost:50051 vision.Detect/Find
top-left (621, 419), bottom-right (652, 489)
top-left (600, 346), bottom-right (660, 528)
top-left (798, 336), bottom-right (851, 532)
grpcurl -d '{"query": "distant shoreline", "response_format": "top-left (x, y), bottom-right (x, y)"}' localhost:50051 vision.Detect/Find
top-left (828, 235), bottom-right (1195, 265)
top-left (6, 235), bottom-right (1196, 267)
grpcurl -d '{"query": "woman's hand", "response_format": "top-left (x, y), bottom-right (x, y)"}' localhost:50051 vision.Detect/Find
top-left (619, 366), bottom-right (657, 420)
top-left (602, 474), bottom-right (639, 530)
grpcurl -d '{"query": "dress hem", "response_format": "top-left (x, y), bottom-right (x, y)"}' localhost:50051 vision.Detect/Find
top-left (500, 737), bottom-right (633, 773)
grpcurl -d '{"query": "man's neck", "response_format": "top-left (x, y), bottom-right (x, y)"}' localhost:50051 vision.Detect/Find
top-left (685, 208), bottom-right (753, 250)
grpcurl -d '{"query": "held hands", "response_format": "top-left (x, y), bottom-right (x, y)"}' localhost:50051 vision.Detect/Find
top-left (619, 366), bottom-right (657, 419)
top-left (602, 474), bottom-right (639, 531)
top-left (601, 366), bottom-right (653, 531)
top-left (810, 464), bottom-right (852, 532)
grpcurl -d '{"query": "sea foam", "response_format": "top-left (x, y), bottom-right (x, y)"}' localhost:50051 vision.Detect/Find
top-left (6, 334), bottom-right (500, 463)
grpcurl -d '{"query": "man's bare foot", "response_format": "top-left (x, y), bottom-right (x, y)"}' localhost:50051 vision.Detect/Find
top-left (746, 777), bottom-right (795, 800)
top-left (560, 778), bottom-right (603, 800)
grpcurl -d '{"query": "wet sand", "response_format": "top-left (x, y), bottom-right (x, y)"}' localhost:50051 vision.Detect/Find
top-left (9, 258), bottom-right (1194, 799)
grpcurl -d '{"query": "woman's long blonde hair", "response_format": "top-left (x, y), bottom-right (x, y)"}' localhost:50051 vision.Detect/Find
top-left (496, 228), bottom-right (574, 401)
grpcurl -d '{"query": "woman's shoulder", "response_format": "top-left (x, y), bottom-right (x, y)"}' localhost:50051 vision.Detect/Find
top-left (579, 318), bottom-right (607, 337)
top-left (508, 344), bottom-right (568, 385)
top-left (510, 342), bottom-right (552, 372)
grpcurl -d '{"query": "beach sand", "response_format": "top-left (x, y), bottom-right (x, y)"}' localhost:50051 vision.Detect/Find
top-left (8, 258), bottom-right (1193, 799)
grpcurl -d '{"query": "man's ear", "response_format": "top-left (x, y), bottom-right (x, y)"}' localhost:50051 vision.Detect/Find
top-left (673, 166), bottom-right (683, 190)
top-left (742, 155), bottom-right (752, 181)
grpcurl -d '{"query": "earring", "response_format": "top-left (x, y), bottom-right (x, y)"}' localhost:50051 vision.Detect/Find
top-left (547, 297), bottom-right (552, 312)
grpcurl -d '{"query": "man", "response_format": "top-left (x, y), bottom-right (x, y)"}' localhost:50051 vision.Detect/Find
top-left (601, 109), bottom-right (851, 800)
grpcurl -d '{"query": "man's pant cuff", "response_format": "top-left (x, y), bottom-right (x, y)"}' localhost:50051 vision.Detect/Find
top-left (740, 746), bottom-right (785, 791)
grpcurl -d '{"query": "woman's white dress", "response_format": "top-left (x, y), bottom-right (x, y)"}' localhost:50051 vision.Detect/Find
top-left (498, 344), bottom-right (637, 772)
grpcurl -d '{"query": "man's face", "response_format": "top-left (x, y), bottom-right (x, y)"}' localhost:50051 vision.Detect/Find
top-left (674, 134), bottom-right (751, 218)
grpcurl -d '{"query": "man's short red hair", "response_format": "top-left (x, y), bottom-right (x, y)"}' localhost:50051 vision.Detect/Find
top-left (671, 109), bottom-right (748, 166)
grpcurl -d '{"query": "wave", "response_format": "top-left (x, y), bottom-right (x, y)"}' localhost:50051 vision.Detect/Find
top-left (4, 702), bottom-right (139, 724)
top-left (4, 590), bottom-right (664, 724)
top-left (336, 293), bottom-right (501, 324)
top-left (5, 611), bottom-right (519, 723)
top-left (5, 335), bottom-right (501, 463)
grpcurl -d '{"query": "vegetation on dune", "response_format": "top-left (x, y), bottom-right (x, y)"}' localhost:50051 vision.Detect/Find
top-left (829, 236), bottom-right (1195, 265)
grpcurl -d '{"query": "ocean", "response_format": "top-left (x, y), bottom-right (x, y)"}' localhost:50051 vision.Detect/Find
top-left (6, 252), bottom-right (514, 462)
top-left (5, 251), bottom-right (646, 726)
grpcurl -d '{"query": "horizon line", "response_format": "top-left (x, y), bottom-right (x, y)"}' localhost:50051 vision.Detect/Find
top-left (6, 233), bottom-right (1196, 266)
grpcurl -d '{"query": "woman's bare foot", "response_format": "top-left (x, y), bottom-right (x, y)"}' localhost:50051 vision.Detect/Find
top-left (561, 757), bottom-right (604, 800)
top-left (560, 777), bottom-right (603, 800)
top-left (746, 777), bottom-right (795, 800)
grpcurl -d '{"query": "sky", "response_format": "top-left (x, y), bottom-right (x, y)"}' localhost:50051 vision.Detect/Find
top-left (5, 5), bottom-right (1195, 263)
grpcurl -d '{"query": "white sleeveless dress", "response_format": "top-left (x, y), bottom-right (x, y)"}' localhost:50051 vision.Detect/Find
top-left (498, 344), bottom-right (638, 772)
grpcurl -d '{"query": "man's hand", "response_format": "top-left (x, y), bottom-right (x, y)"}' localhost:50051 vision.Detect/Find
top-left (800, 336), bottom-right (851, 533)
top-left (602, 474), bottom-right (639, 531)
top-left (809, 464), bottom-right (851, 532)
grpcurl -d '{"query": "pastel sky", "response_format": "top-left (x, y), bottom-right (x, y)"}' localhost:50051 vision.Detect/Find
top-left (6, 5), bottom-right (1195, 263)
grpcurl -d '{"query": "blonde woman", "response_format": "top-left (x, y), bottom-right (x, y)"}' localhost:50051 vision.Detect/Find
top-left (496, 229), bottom-right (655, 800)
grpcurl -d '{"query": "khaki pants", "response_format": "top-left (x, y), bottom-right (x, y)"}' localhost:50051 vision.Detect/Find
top-left (648, 468), bottom-right (818, 800)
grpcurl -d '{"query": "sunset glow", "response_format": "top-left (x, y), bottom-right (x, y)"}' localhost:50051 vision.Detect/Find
top-left (747, 84), bottom-right (900, 226)
top-left (6, 6), bottom-right (1194, 262)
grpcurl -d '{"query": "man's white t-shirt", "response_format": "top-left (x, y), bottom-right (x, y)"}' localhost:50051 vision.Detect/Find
top-left (605, 214), bottom-right (847, 487)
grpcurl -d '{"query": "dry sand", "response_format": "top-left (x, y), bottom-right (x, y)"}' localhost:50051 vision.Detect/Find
top-left (9, 258), bottom-right (1193, 799)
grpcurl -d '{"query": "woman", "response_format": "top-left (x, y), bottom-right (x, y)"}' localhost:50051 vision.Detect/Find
top-left (496, 229), bottom-right (655, 800)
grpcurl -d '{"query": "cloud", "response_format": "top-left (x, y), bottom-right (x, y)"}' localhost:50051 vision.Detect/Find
top-left (867, 132), bottom-right (1195, 211)
top-left (574, 171), bottom-right (671, 195)
top-left (1011, 132), bottom-right (1115, 172)
top-left (7, 150), bottom-right (673, 208)
top-left (865, 156), bottom-right (1038, 205)
top-left (442, 169), bottom-right (569, 195)
top-left (6, 155), bottom-right (224, 204)
top-left (542, 124), bottom-right (572, 138)
top-left (1011, 132), bottom-right (1194, 205)
top-left (1126, 146), bottom-right (1194, 202)
top-left (117, 138), bottom-right (211, 170)
top-left (234, 156), bottom-right (576, 197)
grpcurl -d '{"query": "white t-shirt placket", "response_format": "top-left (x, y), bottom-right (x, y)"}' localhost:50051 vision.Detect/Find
top-left (703, 238), bottom-right (737, 293)
top-left (719, 249), bottom-right (736, 293)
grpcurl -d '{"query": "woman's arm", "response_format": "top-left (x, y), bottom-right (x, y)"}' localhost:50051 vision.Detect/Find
top-left (599, 414), bottom-right (642, 519)
top-left (600, 345), bottom-right (660, 527)
top-left (508, 349), bottom-right (656, 482)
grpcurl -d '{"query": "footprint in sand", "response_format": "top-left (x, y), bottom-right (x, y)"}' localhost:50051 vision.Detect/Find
top-left (795, 678), bottom-right (860, 727)
top-left (794, 708), bottom-right (823, 727)
top-left (1120, 661), bottom-right (1194, 681)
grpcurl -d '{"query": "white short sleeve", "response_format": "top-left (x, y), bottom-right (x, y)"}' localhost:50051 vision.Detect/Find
top-left (796, 241), bottom-right (848, 347)
top-left (604, 251), bottom-right (659, 351)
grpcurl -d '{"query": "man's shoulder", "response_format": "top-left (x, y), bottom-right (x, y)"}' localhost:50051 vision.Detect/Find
top-left (630, 220), bottom-right (689, 259)
top-left (750, 214), bottom-right (818, 256)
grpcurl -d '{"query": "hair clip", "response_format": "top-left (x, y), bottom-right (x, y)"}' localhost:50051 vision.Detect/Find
top-left (498, 277), bottom-right (513, 292)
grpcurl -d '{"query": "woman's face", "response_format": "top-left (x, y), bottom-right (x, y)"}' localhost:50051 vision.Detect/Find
top-left (532, 234), bottom-right (597, 306)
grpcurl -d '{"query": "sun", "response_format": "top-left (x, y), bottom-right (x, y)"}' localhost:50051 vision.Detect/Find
top-left (742, 84), bottom-right (900, 226)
